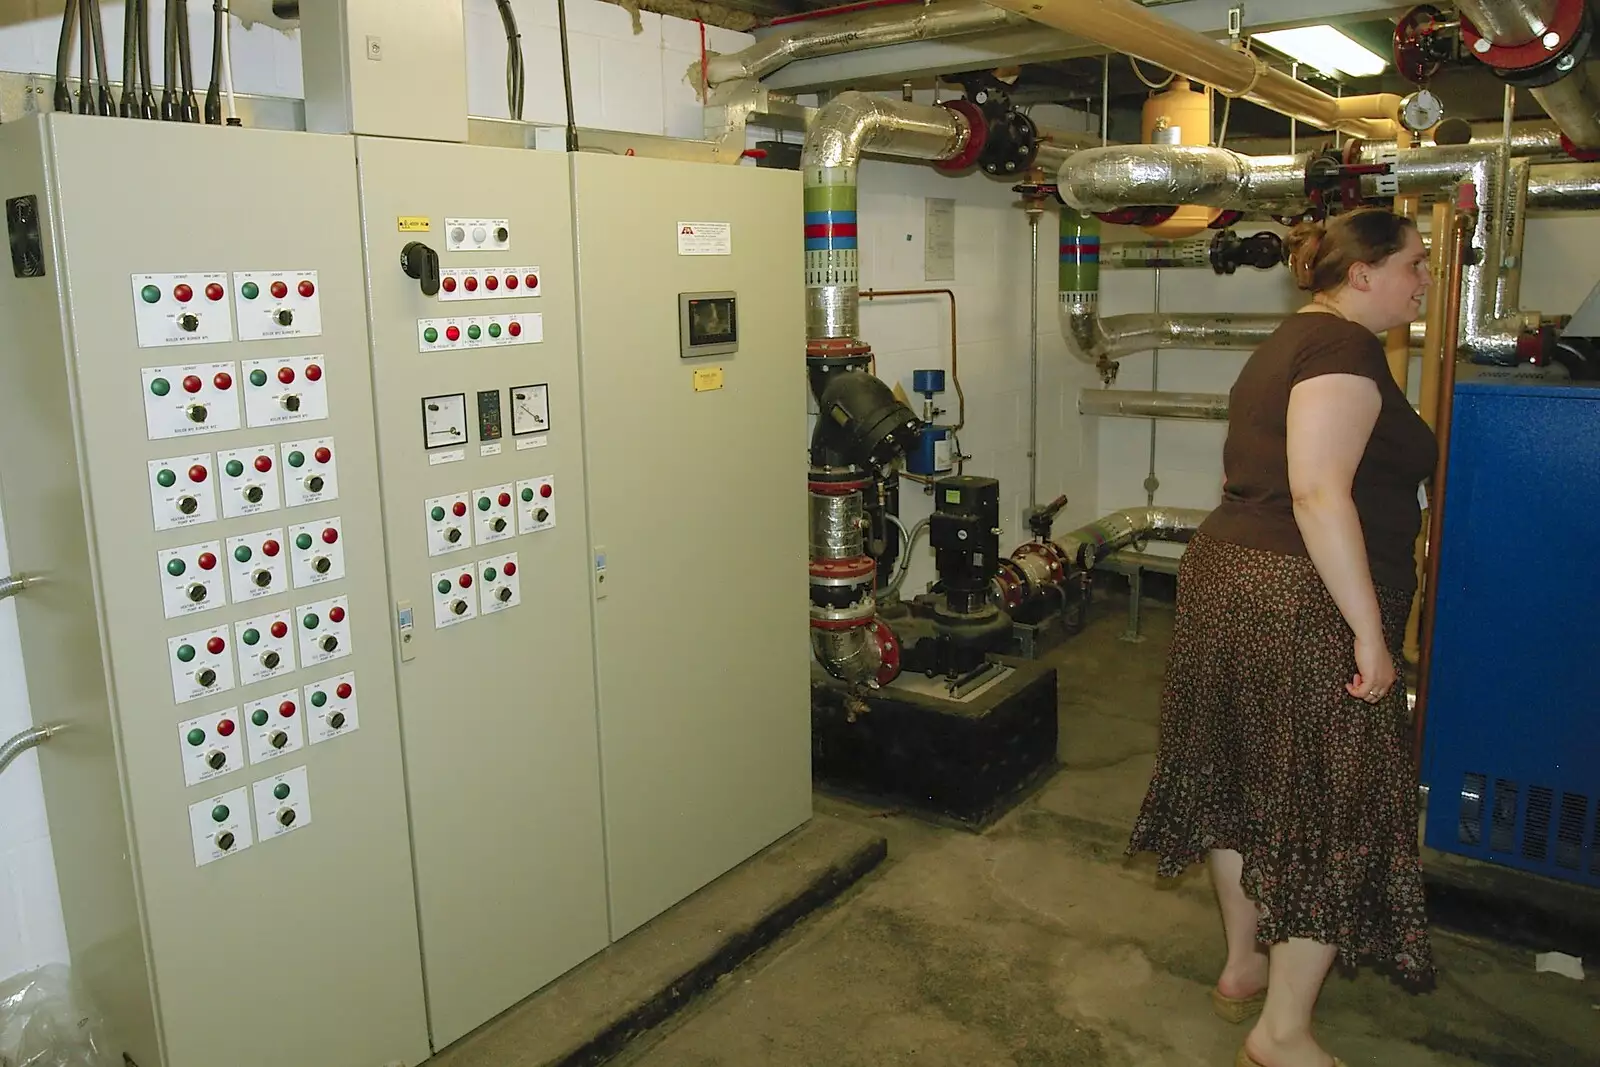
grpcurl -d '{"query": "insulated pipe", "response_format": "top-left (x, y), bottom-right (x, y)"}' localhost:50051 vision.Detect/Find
top-left (1458, 0), bottom-right (1600, 150)
top-left (1057, 145), bottom-right (1312, 216)
top-left (1078, 389), bottom-right (1229, 420)
top-left (1372, 144), bottom-right (1534, 363)
top-left (983, 0), bottom-right (1399, 140)
top-left (702, 0), bottom-right (1020, 85)
top-left (1057, 206), bottom-right (1280, 377)
top-left (803, 92), bottom-right (972, 343)
top-left (1052, 505), bottom-right (1211, 571)
top-left (1526, 160), bottom-right (1600, 209)
top-left (1227, 119), bottom-right (1566, 158)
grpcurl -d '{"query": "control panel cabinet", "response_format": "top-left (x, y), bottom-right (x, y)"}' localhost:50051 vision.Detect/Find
top-left (353, 136), bottom-right (609, 1049)
top-left (0, 117), bottom-right (428, 1067)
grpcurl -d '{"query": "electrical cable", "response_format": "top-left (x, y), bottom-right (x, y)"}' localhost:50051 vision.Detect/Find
top-left (88, 0), bottom-right (113, 114)
top-left (119, 0), bottom-right (137, 115)
top-left (206, 0), bottom-right (223, 123)
top-left (221, 0), bottom-right (237, 124)
top-left (53, 0), bottom-right (75, 112)
top-left (885, 516), bottom-right (929, 598)
top-left (137, 0), bottom-right (156, 119)
top-left (556, 0), bottom-right (578, 151)
top-left (494, 0), bottom-right (525, 121)
top-left (1129, 55), bottom-right (1173, 90)
top-left (177, 0), bottom-right (199, 122)
top-left (161, 0), bottom-right (177, 119)
top-left (76, 0), bottom-right (93, 113)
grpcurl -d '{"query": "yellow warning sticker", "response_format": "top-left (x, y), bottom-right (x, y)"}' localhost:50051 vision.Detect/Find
top-left (397, 216), bottom-right (431, 232)
top-left (693, 367), bottom-right (725, 392)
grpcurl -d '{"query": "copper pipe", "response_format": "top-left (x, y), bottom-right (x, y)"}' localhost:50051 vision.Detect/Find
top-left (1404, 200), bottom-right (1455, 663)
top-left (1413, 198), bottom-right (1474, 766)
top-left (983, 0), bottom-right (1399, 139)
top-left (1385, 132), bottom-right (1420, 391)
top-left (861, 288), bottom-right (964, 431)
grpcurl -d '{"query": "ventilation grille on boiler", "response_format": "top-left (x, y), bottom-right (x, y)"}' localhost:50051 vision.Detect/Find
top-left (1458, 773), bottom-right (1597, 883)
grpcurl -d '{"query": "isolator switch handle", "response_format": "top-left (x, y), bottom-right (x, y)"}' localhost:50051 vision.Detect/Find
top-left (400, 241), bottom-right (441, 297)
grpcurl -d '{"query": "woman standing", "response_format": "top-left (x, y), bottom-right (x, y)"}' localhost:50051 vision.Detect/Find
top-left (1126, 208), bottom-right (1438, 1067)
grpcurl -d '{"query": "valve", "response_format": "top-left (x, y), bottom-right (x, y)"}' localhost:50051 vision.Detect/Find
top-left (940, 77), bottom-right (1038, 176)
top-left (1025, 494), bottom-right (1068, 541)
top-left (1392, 5), bottom-right (1454, 85)
top-left (1210, 230), bottom-right (1285, 274)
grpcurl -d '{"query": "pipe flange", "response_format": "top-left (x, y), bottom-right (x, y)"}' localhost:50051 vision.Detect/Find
top-left (807, 338), bottom-right (873, 360)
top-left (1093, 206), bottom-right (1178, 228)
top-left (1559, 131), bottom-right (1600, 161)
top-left (993, 559), bottom-right (1029, 610)
top-left (808, 475), bottom-right (872, 494)
top-left (1209, 210), bottom-right (1245, 230)
top-left (1461, 0), bottom-right (1585, 71)
top-left (935, 99), bottom-right (988, 172)
top-left (867, 617), bottom-right (902, 687)
top-left (980, 109), bottom-right (1038, 177)
top-left (809, 556), bottom-right (879, 587)
top-left (809, 605), bottom-right (879, 629)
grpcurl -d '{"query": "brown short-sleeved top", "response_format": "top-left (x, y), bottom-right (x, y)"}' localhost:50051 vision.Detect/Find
top-left (1201, 312), bottom-right (1439, 593)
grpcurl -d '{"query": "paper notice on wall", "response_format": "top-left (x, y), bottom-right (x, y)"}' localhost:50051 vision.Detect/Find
top-left (925, 198), bottom-right (955, 281)
top-left (677, 221), bottom-right (732, 256)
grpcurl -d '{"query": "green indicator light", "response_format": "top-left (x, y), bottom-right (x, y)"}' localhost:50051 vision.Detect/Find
top-left (483, 567), bottom-right (497, 582)
top-left (311, 690), bottom-right (328, 707)
top-left (241, 627), bottom-right (260, 645)
top-left (186, 728), bottom-right (205, 746)
top-left (488, 323), bottom-right (502, 338)
top-left (274, 783), bottom-right (291, 800)
top-left (156, 468), bottom-right (177, 488)
top-left (302, 613), bottom-right (319, 630)
top-left (234, 545), bottom-right (253, 563)
top-left (150, 377), bottom-right (171, 397)
top-left (176, 644), bottom-right (196, 662)
top-left (166, 558), bottom-right (186, 576)
top-left (249, 368), bottom-right (268, 387)
top-left (140, 284), bottom-right (161, 303)
top-left (424, 327), bottom-right (439, 344)
top-left (521, 487), bottom-right (534, 502)
top-left (252, 709), bottom-right (269, 726)
top-left (225, 459), bottom-right (244, 477)
top-left (211, 804), bottom-right (229, 822)
top-left (431, 506), bottom-right (446, 522)
top-left (467, 324), bottom-right (482, 340)
top-left (287, 451), bottom-right (305, 468)
top-left (477, 497), bottom-right (491, 512)
top-left (437, 579), bottom-right (451, 595)
top-left (241, 281), bottom-right (259, 300)
top-left (295, 533), bottom-right (313, 551)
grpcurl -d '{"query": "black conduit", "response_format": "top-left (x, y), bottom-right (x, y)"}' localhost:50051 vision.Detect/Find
top-left (53, 0), bottom-right (75, 111)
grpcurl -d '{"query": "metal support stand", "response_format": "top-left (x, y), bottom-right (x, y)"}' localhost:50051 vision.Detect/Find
top-left (1121, 567), bottom-right (1147, 644)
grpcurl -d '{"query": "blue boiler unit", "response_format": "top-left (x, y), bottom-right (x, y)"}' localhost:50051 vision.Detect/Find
top-left (1422, 378), bottom-right (1600, 887)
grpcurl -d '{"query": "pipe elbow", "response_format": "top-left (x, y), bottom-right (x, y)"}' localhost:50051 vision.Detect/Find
top-left (800, 90), bottom-right (971, 173)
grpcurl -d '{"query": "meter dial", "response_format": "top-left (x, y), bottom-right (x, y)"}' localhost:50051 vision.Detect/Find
top-left (511, 384), bottom-right (550, 436)
top-left (1400, 90), bottom-right (1444, 134)
top-left (421, 393), bottom-right (468, 449)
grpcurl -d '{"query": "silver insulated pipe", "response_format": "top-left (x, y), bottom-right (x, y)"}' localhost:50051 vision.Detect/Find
top-left (803, 92), bottom-right (972, 343)
top-left (1058, 145), bottom-right (1314, 217)
top-left (703, 0), bottom-right (1021, 86)
top-left (1458, 0), bottom-right (1600, 149)
top-left (1053, 506), bottom-right (1211, 570)
top-left (1062, 301), bottom-right (1284, 376)
top-left (1078, 389), bottom-right (1230, 421)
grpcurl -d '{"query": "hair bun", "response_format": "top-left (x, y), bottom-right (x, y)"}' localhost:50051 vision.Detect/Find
top-left (1285, 220), bottom-right (1325, 292)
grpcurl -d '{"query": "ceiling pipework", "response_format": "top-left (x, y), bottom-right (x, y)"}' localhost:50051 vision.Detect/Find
top-left (1456, 0), bottom-right (1600, 152)
top-left (981, 0), bottom-right (1401, 139)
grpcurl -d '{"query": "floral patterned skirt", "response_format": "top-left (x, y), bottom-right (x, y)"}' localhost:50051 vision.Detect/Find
top-left (1127, 532), bottom-right (1434, 981)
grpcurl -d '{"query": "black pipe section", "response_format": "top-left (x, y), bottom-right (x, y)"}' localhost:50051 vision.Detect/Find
top-left (137, 0), bottom-right (156, 119)
top-left (119, 0), bottom-right (138, 115)
top-left (205, 0), bottom-right (224, 124)
top-left (76, 0), bottom-right (92, 113)
top-left (161, 0), bottom-right (177, 120)
top-left (177, 0), bottom-right (199, 122)
top-left (808, 371), bottom-right (921, 471)
top-left (88, 0), bottom-right (114, 115)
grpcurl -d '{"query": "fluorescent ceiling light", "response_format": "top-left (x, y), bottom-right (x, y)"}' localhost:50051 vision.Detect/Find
top-left (1251, 25), bottom-right (1388, 78)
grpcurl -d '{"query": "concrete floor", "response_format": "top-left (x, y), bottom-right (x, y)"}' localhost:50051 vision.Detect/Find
top-left (614, 597), bottom-right (1600, 1067)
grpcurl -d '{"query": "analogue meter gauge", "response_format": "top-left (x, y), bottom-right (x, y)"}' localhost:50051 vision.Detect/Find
top-left (421, 393), bottom-right (468, 449)
top-left (511, 384), bottom-right (549, 436)
top-left (1400, 90), bottom-right (1444, 134)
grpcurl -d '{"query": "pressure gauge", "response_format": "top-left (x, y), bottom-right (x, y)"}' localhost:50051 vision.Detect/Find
top-left (421, 393), bottom-right (468, 449)
top-left (1400, 90), bottom-right (1444, 134)
top-left (511, 384), bottom-right (550, 436)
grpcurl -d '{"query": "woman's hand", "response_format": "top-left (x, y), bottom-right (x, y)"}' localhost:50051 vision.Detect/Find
top-left (1348, 632), bottom-right (1397, 704)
